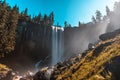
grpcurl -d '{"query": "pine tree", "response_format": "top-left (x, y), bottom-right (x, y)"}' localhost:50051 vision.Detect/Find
top-left (96, 10), bottom-right (102, 22)
top-left (106, 6), bottom-right (110, 16)
top-left (7, 5), bottom-right (18, 52)
top-left (114, 2), bottom-right (120, 14)
top-left (43, 14), bottom-right (47, 26)
top-left (78, 21), bottom-right (81, 27)
top-left (64, 21), bottom-right (67, 28)
top-left (50, 12), bottom-right (54, 25)
top-left (2, 5), bottom-right (12, 53)
top-left (92, 16), bottom-right (96, 23)
top-left (0, 1), bottom-right (9, 57)
top-left (68, 24), bottom-right (71, 27)
top-left (0, 2), bottom-right (19, 57)
top-left (37, 13), bottom-right (41, 23)
top-left (24, 8), bottom-right (28, 16)
top-left (48, 12), bottom-right (54, 26)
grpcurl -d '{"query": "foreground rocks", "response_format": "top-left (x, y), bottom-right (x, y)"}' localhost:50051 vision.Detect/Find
top-left (0, 64), bottom-right (14, 80)
top-left (0, 64), bottom-right (34, 80)
top-left (33, 54), bottom-right (82, 80)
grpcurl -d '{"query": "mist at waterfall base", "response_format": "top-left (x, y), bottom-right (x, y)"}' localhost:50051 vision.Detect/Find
top-left (64, 24), bottom-right (105, 59)
top-left (35, 20), bottom-right (119, 70)
top-left (35, 26), bottom-right (64, 71)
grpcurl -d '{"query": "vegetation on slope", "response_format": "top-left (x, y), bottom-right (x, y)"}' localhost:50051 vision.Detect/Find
top-left (0, 1), bottom-right (19, 57)
top-left (54, 34), bottom-right (120, 80)
top-left (0, 64), bottom-right (12, 80)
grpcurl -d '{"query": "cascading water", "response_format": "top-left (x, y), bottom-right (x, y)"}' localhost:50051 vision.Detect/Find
top-left (52, 26), bottom-right (64, 65)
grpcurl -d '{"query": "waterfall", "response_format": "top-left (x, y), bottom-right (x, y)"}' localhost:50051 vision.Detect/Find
top-left (52, 26), bottom-right (64, 65)
top-left (35, 26), bottom-right (64, 70)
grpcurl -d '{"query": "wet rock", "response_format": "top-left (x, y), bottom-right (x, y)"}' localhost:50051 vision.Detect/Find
top-left (55, 62), bottom-right (64, 69)
top-left (33, 67), bottom-right (54, 80)
top-left (33, 71), bottom-right (46, 80)
top-left (88, 43), bottom-right (95, 50)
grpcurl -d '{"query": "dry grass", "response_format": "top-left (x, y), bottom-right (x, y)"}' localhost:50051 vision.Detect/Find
top-left (56, 35), bottom-right (120, 80)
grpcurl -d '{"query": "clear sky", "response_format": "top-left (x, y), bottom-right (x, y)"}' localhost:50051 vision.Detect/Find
top-left (5, 0), bottom-right (120, 26)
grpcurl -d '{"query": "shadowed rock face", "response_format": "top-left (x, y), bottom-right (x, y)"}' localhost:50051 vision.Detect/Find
top-left (99, 28), bottom-right (120, 41)
top-left (93, 42), bottom-right (112, 57)
top-left (102, 55), bottom-right (120, 80)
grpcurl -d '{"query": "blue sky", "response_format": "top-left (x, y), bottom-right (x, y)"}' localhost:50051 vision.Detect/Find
top-left (5, 0), bottom-right (119, 26)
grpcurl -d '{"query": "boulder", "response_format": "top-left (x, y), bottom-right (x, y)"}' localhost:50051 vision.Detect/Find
top-left (99, 29), bottom-right (120, 41)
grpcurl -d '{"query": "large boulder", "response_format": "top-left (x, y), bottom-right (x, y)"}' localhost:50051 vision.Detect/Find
top-left (99, 29), bottom-right (120, 41)
top-left (33, 67), bottom-right (54, 80)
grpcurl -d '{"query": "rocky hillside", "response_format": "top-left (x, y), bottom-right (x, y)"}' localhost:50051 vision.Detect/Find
top-left (49, 31), bottom-right (120, 80)
top-left (33, 29), bottom-right (120, 80)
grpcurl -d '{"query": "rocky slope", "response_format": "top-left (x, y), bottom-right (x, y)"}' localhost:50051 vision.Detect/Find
top-left (0, 63), bottom-right (35, 80)
top-left (33, 29), bottom-right (120, 80)
top-left (50, 32), bottom-right (120, 80)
